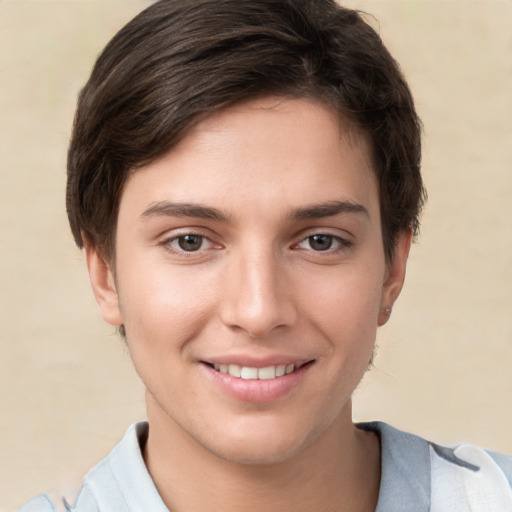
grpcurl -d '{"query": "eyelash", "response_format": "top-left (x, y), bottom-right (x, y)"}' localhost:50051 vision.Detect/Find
top-left (161, 231), bottom-right (353, 257)
top-left (161, 232), bottom-right (219, 256)
top-left (294, 233), bottom-right (353, 254)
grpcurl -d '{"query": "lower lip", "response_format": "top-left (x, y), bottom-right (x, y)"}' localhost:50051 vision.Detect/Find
top-left (201, 363), bottom-right (313, 403)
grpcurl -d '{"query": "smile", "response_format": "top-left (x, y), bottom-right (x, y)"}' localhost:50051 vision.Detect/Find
top-left (212, 363), bottom-right (297, 380)
top-left (202, 359), bottom-right (314, 402)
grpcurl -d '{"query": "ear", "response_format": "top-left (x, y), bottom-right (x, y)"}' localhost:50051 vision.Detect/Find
top-left (378, 228), bottom-right (413, 326)
top-left (84, 242), bottom-right (123, 327)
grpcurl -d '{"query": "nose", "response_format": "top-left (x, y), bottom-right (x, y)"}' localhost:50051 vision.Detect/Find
top-left (219, 245), bottom-right (298, 338)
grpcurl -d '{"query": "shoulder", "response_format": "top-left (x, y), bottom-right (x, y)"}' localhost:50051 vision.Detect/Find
top-left (358, 421), bottom-right (512, 512)
top-left (429, 441), bottom-right (512, 511)
top-left (17, 494), bottom-right (58, 512)
top-left (16, 477), bottom-right (101, 512)
top-left (16, 423), bottom-right (151, 512)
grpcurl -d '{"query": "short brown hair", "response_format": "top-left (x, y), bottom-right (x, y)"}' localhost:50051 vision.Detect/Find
top-left (66, 0), bottom-right (425, 262)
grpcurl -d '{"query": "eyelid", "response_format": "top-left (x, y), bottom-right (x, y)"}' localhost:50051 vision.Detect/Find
top-left (171, 234), bottom-right (214, 250)
top-left (158, 225), bottom-right (218, 242)
top-left (296, 235), bottom-right (350, 250)
top-left (294, 226), bottom-right (353, 242)
top-left (160, 228), bottom-right (223, 256)
top-left (291, 229), bottom-right (354, 253)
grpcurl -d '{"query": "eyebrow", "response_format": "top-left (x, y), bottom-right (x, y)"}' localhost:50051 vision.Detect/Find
top-left (141, 201), bottom-right (230, 222)
top-left (289, 200), bottom-right (369, 221)
top-left (140, 199), bottom-right (369, 223)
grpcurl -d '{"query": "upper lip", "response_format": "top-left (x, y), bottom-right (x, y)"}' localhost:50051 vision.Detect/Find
top-left (201, 354), bottom-right (313, 368)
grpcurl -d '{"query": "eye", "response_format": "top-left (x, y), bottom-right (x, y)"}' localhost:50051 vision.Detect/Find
top-left (306, 234), bottom-right (335, 251)
top-left (177, 234), bottom-right (205, 252)
top-left (295, 233), bottom-right (352, 253)
top-left (165, 234), bottom-right (215, 253)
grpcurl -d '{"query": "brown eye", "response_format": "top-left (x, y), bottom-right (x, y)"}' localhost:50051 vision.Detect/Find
top-left (177, 234), bottom-right (204, 251)
top-left (308, 234), bottom-right (333, 251)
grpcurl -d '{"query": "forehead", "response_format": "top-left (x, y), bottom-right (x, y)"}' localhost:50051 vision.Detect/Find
top-left (120, 96), bottom-right (378, 219)
top-left (184, 96), bottom-right (372, 168)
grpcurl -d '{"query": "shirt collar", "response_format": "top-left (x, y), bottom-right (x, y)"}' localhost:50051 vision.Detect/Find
top-left (100, 421), bottom-right (431, 512)
top-left (358, 421), bottom-right (431, 512)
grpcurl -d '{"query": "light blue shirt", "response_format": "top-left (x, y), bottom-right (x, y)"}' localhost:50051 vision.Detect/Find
top-left (18, 421), bottom-right (512, 512)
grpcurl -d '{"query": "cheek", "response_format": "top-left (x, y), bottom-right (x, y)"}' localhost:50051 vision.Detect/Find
top-left (116, 263), bottom-right (220, 397)
top-left (297, 263), bottom-right (384, 395)
top-left (116, 258), bottom-right (217, 351)
top-left (300, 264), bottom-right (384, 337)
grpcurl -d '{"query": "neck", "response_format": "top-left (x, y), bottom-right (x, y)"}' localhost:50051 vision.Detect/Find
top-left (143, 394), bottom-right (380, 512)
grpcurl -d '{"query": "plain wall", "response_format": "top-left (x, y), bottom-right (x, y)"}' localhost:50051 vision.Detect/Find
top-left (0, 1), bottom-right (511, 510)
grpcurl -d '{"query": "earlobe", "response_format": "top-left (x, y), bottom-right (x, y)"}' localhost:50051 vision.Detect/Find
top-left (84, 243), bottom-right (123, 327)
top-left (378, 228), bottom-right (413, 326)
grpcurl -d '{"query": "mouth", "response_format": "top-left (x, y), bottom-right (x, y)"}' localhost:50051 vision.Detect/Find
top-left (203, 361), bottom-right (313, 380)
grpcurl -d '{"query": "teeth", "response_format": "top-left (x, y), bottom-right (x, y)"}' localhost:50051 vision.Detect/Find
top-left (258, 366), bottom-right (276, 380)
top-left (228, 364), bottom-right (241, 378)
top-left (240, 367), bottom-right (258, 379)
top-left (213, 363), bottom-right (296, 380)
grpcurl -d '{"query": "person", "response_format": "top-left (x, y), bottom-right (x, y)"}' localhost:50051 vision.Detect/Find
top-left (18, 0), bottom-right (512, 511)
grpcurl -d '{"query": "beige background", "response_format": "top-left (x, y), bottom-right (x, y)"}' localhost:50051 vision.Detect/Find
top-left (0, 1), bottom-right (511, 510)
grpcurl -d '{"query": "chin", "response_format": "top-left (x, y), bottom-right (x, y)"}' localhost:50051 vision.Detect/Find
top-left (199, 417), bottom-right (323, 467)
top-left (210, 437), bottom-right (307, 467)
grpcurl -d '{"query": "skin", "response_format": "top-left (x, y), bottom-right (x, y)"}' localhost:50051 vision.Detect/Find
top-left (86, 97), bottom-right (411, 512)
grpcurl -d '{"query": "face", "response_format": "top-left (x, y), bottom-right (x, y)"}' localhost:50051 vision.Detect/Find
top-left (87, 97), bottom-right (410, 465)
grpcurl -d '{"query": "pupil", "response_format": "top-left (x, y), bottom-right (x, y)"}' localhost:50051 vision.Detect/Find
top-left (178, 235), bottom-right (202, 251)
top-left (310, 234), bottom-right (332, 251)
